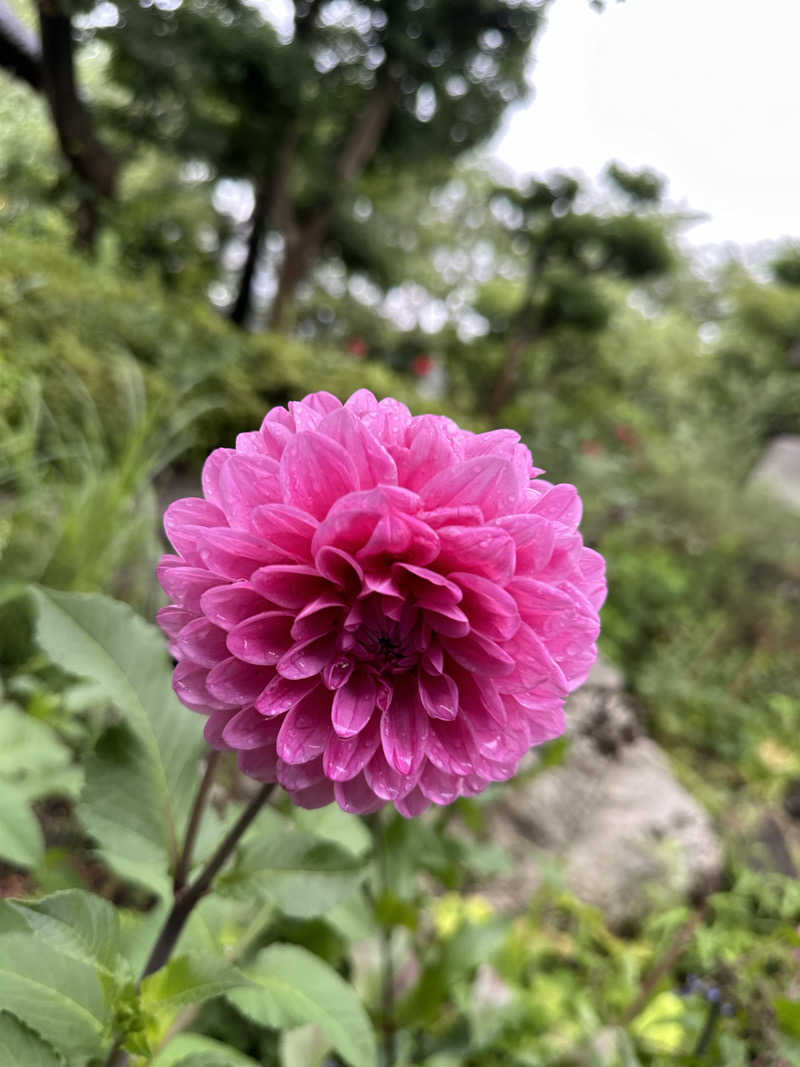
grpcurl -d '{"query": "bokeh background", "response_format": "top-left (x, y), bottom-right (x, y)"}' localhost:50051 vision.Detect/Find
top-left (1, 0), bottom-right (799, 1062)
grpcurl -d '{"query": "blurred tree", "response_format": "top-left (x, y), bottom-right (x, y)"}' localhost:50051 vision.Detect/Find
top-left (0, 0), bottom-right (116, 246)
top-left (98, 0), bottom-right (546, 327)
top-left (484, 164), bottom-right (674, 416)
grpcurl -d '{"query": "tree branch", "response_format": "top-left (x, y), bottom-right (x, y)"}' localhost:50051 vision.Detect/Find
top-left (36, 0), bottom-right (117, 201)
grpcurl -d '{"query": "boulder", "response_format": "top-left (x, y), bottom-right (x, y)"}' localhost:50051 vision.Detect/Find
top-left (486, 684), bottom-right (723, 929)
top-left (748, 435), bottom-right (800, 513)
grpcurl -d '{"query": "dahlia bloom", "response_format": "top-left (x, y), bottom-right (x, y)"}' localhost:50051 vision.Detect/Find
top-left (157, 390), bottom-right (605, 817)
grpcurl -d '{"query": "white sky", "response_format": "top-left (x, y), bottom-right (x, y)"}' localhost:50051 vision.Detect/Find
top-left (492, 0), bottom-right (800, 249)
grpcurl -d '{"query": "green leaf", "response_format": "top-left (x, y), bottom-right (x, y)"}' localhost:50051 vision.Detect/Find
top-left (142, 954), bottom-right (250, 1013)
top-left (31, 588), bottom-right (205, 875)
top-left (630, 991), bottom-right (687, 1054)
top-left (151, 1033), bottom-right (261, 1067)
top-left (0, 933), bottom-right (110, 1059)
top-left (776, 997), bottom-right (800, 1039)
top-left (293, 804), bottom-right (371, 857)
top-left (0, 780), bottom-right (44, 869)
top-left (0, 705), bottom-right (78, 801)
top-left (219, 831), bottom-right (365, 918)
top-left (0, 890), bottom-right (123, 978)
top-left (0, 1012), bottom-right (63, 1067)
top-left (228, 944), bottom-right (377, 1067)
top-left (78, 724), bottom-right (173, 893)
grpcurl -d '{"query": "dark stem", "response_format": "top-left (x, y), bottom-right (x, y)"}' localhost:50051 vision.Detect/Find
top-left (140, 782), bottom-right (275, 981)
top-left (372, 813), bottom-right (396, 1067)
top-left (173, 750), bottom-right (221, 893)
top-left (694, 998), bottom-right (721, 1057)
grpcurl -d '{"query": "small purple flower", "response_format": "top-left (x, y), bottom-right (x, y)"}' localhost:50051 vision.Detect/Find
top-left (157, 390), bottom-right (606, 816)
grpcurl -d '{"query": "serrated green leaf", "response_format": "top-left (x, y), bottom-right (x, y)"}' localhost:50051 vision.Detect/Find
top-left (78, 724), bottom-right (173, 891)
top-left (0, 1011), bottom-right (63, 1067)
top-left (228, 944), bottom-right (377, 1067)
top-left (0, 780), bottom-right (44, 869)
top-left (0, 890), bottom-right (123, 978)
top-left (151, 1032), bottom-right (260, 1067)
top-left (142, 953), bottom-right (250, 1013)
top-left (31, 588), bottom-right (205, 872)
top-left (219, 831), bottom-right (365, 918)
top-left (0, 933), bottom-right (110, 1058)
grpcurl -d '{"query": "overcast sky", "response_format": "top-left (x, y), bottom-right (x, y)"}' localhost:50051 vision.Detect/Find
top-left (492, 0), bottom-right (800, 249)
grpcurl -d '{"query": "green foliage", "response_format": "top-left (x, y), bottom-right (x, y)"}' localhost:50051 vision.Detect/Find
top-left (228, 943), bottom-right (378, 1067)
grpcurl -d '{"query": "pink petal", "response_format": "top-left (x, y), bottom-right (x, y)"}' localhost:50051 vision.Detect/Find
top-left (173, 660), bottom-right (234, 712)
top-left (495, 515), bottom-right (556, 574)
top-left (201, 448), bottom-right (235, 509)
top-left (323, 716), bottom-right (381, 781)
top-left (508, 577), bottom-right (576, 617)
top-left (364, 749), bottom-right (419, 801)
top-left (280, 431), bottom-right (359, 520)
top-left (419, 456), bottom-right (521, 518)
top-left (256, 676), bottom-right (320, 717)
top-left (238, 741), bottom-right (280, 782)
top-left (204, 709), bottom-right (237, 748)
top-left (157, 605), bottom-right (194, 640)
top-left (530, 483), bottom-right (582, 528)
top-left (357, 514), bottom-right (439, 567)
top-left (418, 670), bottom-right (459, 721)
top-left (344, 388), bottom-right (379, 416)
top-left (380, 685), bottom-right (429, 776)
top-left (251, 565), bottom-right (333, 609)
top-left (334, 773), bottom-right (385, 815)
top-left (200, 528), bottom-right (282, 580)
top-left (223, 706), bottom-right (275, 749)
top-left (441, 632), bottom-right (515, 676)
top-left (200, 582), bottom-right (269, 631)
top-left (277, 755), bottom-right (327, 791)
top-left (249, 504), bottom-right (318, 561)
top-left (227, 611), bottom-right (294, 665)
top-left (277, 693), bottom-right (333, 764)
top-left (276, 632), bottom-right (339, 680)
top-left (315, 546), bottom-right (364, 592)
top-left (175, 617), bottom-right (229, 668)
top-left (318, 408), bottom-right (398, 488)
top-left (395, 787), bottom-right (431, 818)
top-left (419, 761), bottom-right (461, 805)
top-left (451, 572), bottom-right (520, 641)
top-left (206, 657), bottom-right (272, 705)
top-left (164, 498), bottom-right (227, 564)
top-left (291, 603), bottom-right (346, 643)
top-left (423, 602), bottom-right (471, 639)
top-left (219, 454), bottom-right (282, 529)
top-left (158, 559), bottom-right (220, 613)
top-left (392, 563), bottom-right (462, 608)
top-left (332, 670), bottom-right (377, 738)
top-left (289, 779), bottom-right (336, 810)
top-left (425, 718), bottom-right (476, 777)
top-left (399, 415), bottom-right (459, 492)
top-left (435, 525), bottom-right (516, 584)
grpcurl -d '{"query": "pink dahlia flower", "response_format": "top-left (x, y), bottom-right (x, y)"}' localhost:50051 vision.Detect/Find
top-left (157, 390), bottom-right (605, 817)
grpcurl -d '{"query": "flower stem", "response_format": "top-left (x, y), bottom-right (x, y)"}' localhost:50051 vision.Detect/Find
top-left (370, 812), bottom-right (397, 1067)
top-left (173, 750), bottom-right (221, 893)
top-left (141, 781), bottom-right (275, 980)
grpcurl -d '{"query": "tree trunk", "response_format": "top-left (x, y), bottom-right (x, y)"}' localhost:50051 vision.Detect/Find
top-left (36, 0), bottom-right (117, 248)
top-left (266, 67), bottom-right (396, 329)
top-left (229, 180), bottom-right (270, 328)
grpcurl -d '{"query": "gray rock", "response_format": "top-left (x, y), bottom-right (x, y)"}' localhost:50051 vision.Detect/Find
top-left (586, 651), bottom-right (625, 690)
top-left (748, 435), bottom-right (800, 513)
top-left (486, 687), bottom-right (723, 928)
